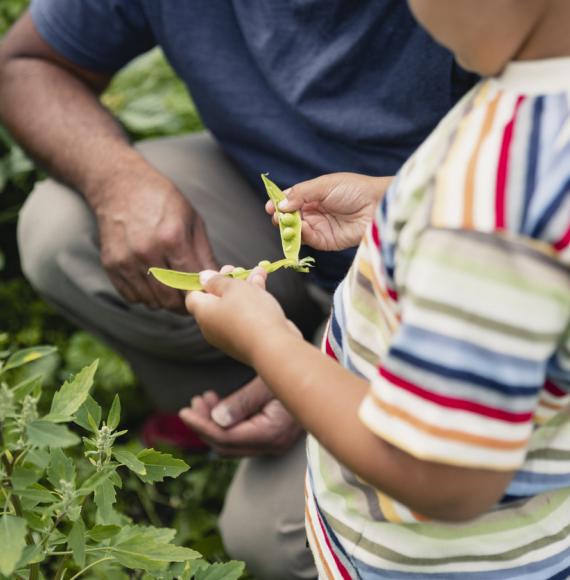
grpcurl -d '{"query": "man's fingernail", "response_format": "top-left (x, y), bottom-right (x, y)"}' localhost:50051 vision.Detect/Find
top-left (212, 405), bottom-right (233, 427)
top-left (199, 270), bottom-right (216, 285)
top-left (278, 200), bottom-right (289, 210)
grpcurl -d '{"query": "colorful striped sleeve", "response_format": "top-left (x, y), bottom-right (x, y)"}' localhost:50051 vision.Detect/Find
top-left (359, 227), bottom-right (570, 471)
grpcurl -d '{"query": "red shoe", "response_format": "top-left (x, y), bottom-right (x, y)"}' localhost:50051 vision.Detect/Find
top-left (142, 412), bottom-right (209, 453)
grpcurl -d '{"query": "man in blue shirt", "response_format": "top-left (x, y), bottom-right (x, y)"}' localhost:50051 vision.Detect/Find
top-left (0, 2), bottom-right (476, 577)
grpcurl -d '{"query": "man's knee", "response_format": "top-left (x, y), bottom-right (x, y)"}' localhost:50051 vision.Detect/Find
top-left (18, 179), bottom-right (92, 296)
top-left (219, 443), bottom-right (316, 580)
top-left (220, 501), bottom-right (314, 580)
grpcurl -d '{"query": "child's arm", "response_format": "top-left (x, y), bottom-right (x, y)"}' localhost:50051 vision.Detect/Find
top-left (266, 172), bottom-right (392, 251)
top-left (186, 270), bottom-right (515, 522)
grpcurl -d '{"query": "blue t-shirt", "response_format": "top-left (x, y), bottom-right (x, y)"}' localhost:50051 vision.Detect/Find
top-left (30, 0), bottom-right (477, 290)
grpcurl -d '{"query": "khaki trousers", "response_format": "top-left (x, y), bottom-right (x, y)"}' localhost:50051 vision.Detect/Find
top-left (18, 132), bottom-right (318, 579)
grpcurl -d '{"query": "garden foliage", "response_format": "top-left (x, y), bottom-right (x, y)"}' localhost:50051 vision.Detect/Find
top-left (1, 3), bottom-right (244, 578)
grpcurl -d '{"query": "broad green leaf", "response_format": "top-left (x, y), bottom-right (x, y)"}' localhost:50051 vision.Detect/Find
top-left (79, 466), bottom-right (115, 494)
top-left (11, 374), bottom-right (42, 402)
top-left (195, 561), bottom-right (246, 580)
top-left (74, 395), bottom-right (102, 432)
top-left (25, 449), bottom-right (50, 469)
top-left (11, 464), bottom-right (43, 489)
top-left (87, 524), bottom-right (121, 542)
top-left (18, 483), bottom-right (57, 504)
top-left (27, 420), bottom-right (80, 448)
top-left (68, 519), bottom-right (86, 567)
top-left (136, 449), bottom-right (189, 483)
top-left (94, 479), bottom-right (117, 524)
top-left (45, 360), bottom-right (98, 422)
top-left (2, 346), bottom-right (57, 373)
top-left (15, 544), bottom-right (45, 569)
top-left (107, 394), bottom-right (121, 430)
top-left (47, 447), bottom-right (75, 488)
top-left (0, 515), bottom-right (27, 576)
top-left (110, 525), bottom-right (200, 572)
top-left (113, 448), bottom-right (146, 476)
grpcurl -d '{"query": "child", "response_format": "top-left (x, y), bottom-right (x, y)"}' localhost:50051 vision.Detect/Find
top-left (185, 0), bottom-right (570, 577)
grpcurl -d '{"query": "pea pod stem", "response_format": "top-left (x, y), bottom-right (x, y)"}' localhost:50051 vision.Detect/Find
top-left (148, 256), bottom-right (315, 292)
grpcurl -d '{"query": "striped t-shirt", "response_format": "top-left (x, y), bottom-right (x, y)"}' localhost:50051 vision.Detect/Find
top-left (306, 58), bottom-right (570, 579)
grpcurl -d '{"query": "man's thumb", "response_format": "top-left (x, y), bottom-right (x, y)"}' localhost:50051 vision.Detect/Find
top-left (211, 377), bottom-right (273, 428)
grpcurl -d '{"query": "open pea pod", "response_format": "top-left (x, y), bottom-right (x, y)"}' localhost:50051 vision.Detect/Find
top-left (261, 174), bottom-right (302, 264)
top-left (149, 257), bottom-right (315, 292)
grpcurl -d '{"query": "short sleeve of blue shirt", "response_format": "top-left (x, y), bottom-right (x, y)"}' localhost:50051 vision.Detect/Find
top-left (30, 0), bottom-right (155, 72)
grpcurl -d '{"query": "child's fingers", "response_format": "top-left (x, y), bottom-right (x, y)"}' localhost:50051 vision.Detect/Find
top-left (200, 271), bottom-right (234, 296)
top-left (247, 266), bottom-right (268, 288)
top-left (219, 264), bottom-right (235, 274)
top-left (185, 289), bottom-right (217, 315)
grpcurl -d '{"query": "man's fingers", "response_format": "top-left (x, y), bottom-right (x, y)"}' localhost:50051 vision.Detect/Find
top-left (202, 390), bottom-right (221, 408)
top-left (192, 214), bottom-right (218, 271)
top-left (211, 376), bottom-right (273, 428)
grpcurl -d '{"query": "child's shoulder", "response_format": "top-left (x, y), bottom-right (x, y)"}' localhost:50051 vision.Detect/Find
top-left (398, 68), bottom-right (570, 262)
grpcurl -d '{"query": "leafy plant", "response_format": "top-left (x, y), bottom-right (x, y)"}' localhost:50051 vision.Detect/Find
top-left (0, 346), bottom-right (244, 579)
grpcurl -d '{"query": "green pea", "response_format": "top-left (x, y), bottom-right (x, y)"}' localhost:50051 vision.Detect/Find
top-left (258, 260), bottom-right (272, 269)
top-left (282, 227), bottom-right (295, 241)
top-left (280, 212), bottom-right (296, 227)
top-left (231, 267), bottom-right (247, 278)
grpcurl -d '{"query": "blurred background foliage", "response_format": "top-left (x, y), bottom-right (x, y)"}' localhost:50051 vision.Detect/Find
top-left (0, 1), bottom-right (243, 573)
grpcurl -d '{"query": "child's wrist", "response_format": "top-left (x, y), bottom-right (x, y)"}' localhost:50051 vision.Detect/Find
top-left (250, 323), bottom-right (303, 371)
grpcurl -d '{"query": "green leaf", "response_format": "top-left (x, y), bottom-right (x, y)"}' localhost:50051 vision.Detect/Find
top-left (194, 561), bottom-right (246, 580)
top-left (1, 346), bottom-right (57, 373)
top-left (107, 394), bottom-right (121, 430)
top-left (11, 464), bottom-right (43, 490)
top-left (110, 525), bottom-right (200, 572)
top-left (87, 524), bottom-right (121, 542)
top-left (0, 515), bottom-right (27, 576)
top-left (45, 360), bottom-right (98, 422)
top-left (113, 448), bottom-right (146, 476)
top-left (94, 479), bottom-right (117, 524)
top-left (47, 447), bottom-right (76, 488)
top-left (79, 466), bottom-right (115, 494)
top-left (27, 420), bottom-right (80, 448)
top-left (16, 544), bottom-right (45, 569)
top-left (136, 449), bottom-right (189, 483)
top-left (18, 483), bottom-right (57, 504)
top-left (11, 374), bottom-right (42, 402)
top-left (74, 395), bottom-right (102, 432)
top-left (68, 519), bottom-right (86, 567)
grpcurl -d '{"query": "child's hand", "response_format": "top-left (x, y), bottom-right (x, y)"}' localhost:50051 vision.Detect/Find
top-left (185, 266), bottom-right (301, 366)
top-left (265, 172), bottom-right (392, 251)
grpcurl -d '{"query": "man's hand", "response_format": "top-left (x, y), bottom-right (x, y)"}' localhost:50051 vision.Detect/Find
top-left (179, 376), bottom-right (303, 456)
top-left (266, 172), bottom-right (393, 251)
top-left (94, 171), bottom-right (217, 313)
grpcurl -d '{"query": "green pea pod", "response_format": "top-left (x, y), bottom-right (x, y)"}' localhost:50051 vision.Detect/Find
top-left (261, 174), bottom-right (302, 263)
top-left (148, 257), bottom-right (315, 292)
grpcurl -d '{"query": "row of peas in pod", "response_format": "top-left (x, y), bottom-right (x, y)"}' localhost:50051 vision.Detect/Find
top-left (149, 174), bottom-right (314, 291)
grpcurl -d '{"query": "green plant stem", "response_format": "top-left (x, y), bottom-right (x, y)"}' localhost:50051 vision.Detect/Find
top-left (68, 557), bottom-right (113, 580)
top-left (54, 554), bottom-right (70, 580)
top-left (1, 448), bottom-right (39, 580)
top-left (134, 480), bottom-right (162, 527)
